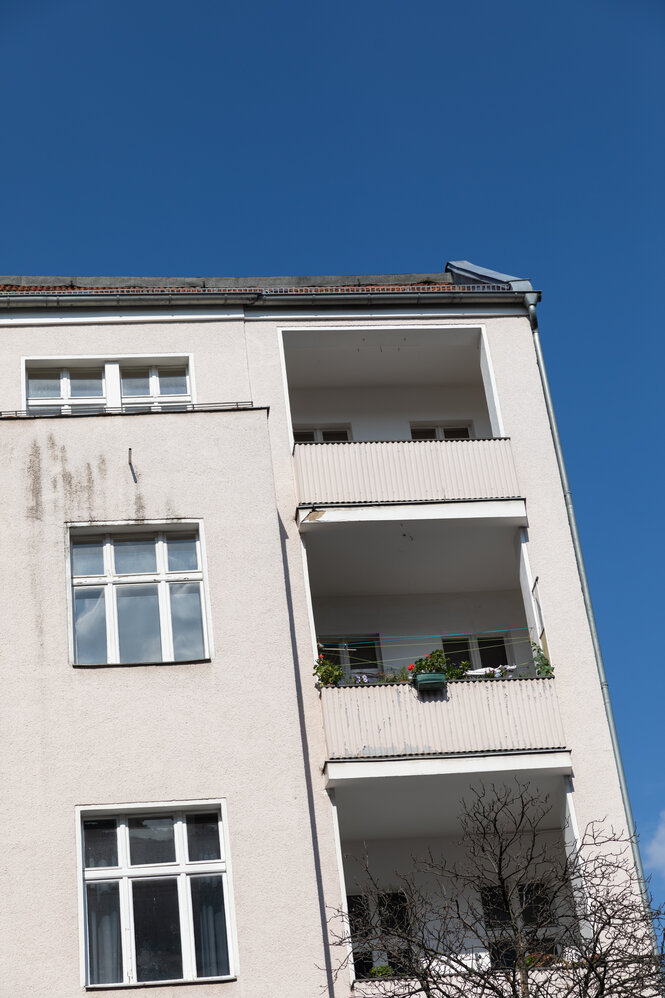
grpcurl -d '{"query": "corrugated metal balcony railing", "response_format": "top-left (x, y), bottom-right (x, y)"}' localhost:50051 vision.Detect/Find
top-left (294, 438), bottom-right (521, 505)
top-left (320, 679), bottom-right (566, 760)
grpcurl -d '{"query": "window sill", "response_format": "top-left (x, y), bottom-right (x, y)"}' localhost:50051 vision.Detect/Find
top-left (73, 658), bottom-right (212, 669)
top-left (85, 976), bottom-right (236, 990)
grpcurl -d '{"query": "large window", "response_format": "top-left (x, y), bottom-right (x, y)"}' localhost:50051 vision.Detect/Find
top-left (25, 358), bottom-right (191, 414)
top-left (79, 803), bottom-right (234, 986)
top-left (70, 529), bottom-right (209, 665)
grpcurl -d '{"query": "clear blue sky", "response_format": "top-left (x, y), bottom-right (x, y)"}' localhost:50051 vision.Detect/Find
top-left (3, 0), bottom-right (664, 894)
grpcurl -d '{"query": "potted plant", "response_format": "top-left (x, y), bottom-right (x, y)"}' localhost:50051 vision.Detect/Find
top-left (407, 649), bottom-right (470, 691)
top-left (313, 654), bottom-right (345, 687)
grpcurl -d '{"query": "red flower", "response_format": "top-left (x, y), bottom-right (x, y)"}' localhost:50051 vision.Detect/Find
top-left (319, 654), bottom-right (324, 660)
top-left (425, 654), bottom-right (430, 658)
top-left (408, 663), bottom-right (415, 671)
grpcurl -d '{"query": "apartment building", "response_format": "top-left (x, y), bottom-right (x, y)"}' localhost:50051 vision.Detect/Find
top-left (0, 262), bottom-right (639, 996)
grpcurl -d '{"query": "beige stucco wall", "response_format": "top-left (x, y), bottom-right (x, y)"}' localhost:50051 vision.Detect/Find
top-left (0, 303), bottom-right (633, 996)
top-left (0, 407), bottom-right (345, 997)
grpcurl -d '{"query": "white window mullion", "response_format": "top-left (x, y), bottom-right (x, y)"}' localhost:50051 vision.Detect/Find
top-left (179, 872), bottom-right (196, 981)
top-left (156, 537), bottom-right (174, 661)
top-left (123, 876), bottom-right (136, 984)
top-left (105, 362), bottom-right (122, 409)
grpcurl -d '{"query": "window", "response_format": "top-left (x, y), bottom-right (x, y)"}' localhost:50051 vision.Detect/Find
top-left (481, 882), bottom-right (560, 971)
top-left (410, 423), bottom-right (472, 440)
top-left (25, 358), bottom-right (191, 414)
top-left (441, 634), bottom-right (509, 672)
top-left (79, 803), bottom-right (234, 986)
top-left (71, 529), bottom-right (209, 665)
top-left (347, 891), bottom-right (413, 980)
top-left (293, 425), bottom-right (351, 442)
top-left (319, 635), bottom-right (382, 676)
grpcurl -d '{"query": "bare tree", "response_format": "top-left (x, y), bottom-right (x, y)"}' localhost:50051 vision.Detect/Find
top-left (331, 782), bottom-right (664, 997)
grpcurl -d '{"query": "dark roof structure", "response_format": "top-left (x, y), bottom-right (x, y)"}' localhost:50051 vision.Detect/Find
top-left (0, 261), bottom-right (535, 306)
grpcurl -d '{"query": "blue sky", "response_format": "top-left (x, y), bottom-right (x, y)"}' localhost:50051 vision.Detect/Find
top-left (3, 0), bottom-right (664, 895)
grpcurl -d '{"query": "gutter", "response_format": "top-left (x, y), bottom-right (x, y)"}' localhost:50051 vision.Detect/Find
top-left (524, 292), bottom-right (649, 893)
top-left (0, 289), bottom-right (531, 311)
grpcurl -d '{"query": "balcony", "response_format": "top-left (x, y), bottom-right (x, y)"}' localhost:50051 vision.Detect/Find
top-left (320, 678), bottom-right (565, 762)
top-left (294, 438), bottom-right (521, 507)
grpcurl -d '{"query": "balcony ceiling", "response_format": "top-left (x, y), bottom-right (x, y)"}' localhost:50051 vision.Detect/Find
top-left (305, 518), bottom-right (520, 596)
top-left (335, 770), bottom-right (567, 840)
top-left (283, 327), bottom-right (482, 388)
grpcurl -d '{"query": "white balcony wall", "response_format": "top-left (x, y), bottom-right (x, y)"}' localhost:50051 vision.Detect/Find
top-left (290, 385), bottom-right (492, 440)
top-left (321, 679), bottom-right (565, 760)
top-left (313, 591), bottom-right (532, 675)
top-left (295, 438), bottom-right (521, 506)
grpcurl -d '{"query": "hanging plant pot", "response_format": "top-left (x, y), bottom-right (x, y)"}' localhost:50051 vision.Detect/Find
top-left (413, 672), bottom-right (447, 692)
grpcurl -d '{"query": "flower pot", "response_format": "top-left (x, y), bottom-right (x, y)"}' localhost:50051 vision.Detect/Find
top-left (413, 672), bottom-right (447, 692)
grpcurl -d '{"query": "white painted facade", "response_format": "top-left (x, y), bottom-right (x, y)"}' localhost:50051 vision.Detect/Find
top-left (0, 267), bottom-right (638, 996)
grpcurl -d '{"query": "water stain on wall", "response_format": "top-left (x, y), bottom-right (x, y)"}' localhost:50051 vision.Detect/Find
top-left (27, 441), bottom-right (43, 520)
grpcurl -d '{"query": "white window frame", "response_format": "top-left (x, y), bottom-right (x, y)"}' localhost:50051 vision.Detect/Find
top-left (68, 521), bottom-right (213, 666)
top-left (22, 354), bottom-right (195, 414)
top-left (76, 799), bottom-right (238, 988)
top-left (409, 421), bottom-right (474, 440)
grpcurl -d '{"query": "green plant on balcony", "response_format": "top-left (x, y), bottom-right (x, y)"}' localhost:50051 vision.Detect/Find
top-left (407, 649), bottom-right (471, 681)
top-left (369, 964), bottom-right (395, 978)
top-left (531, 641), bottom-right (554, 677)
top-left (313, 654), bottom-right (345, 687)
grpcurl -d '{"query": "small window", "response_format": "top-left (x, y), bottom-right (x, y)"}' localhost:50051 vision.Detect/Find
top-left (319, 636), bottom-right (382, 675)
top-left (70, 530), bottom-right (209, 665)
top-left (410, 423), bottom-right (472, 441)
top-left (80, 804), bottom-right (233, 985)
top-left (293, 425), bottom-right (351, 443)
top-left (121, 364), bottom-right (190, 411)
top-left (26, 367), bottom-right (106, 414)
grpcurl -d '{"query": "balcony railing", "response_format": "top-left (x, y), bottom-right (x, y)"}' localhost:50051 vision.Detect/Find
top-left (320, 679), bottom-right (566, 760)
top-left (294, 438), bottom-right (521, 505)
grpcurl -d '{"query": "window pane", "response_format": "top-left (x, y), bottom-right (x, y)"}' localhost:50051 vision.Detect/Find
top-left (113, 537), bottom-right (156, 574)
top-left (132, 879), bottom-right (183, 982)
top-left (190, 876), bottom-right (230, 978)
top-left (117, 585), bottom-right (162, 663)
top-left (74, 588), bottom-right (108, 664)
top-left (350, 638), bottom-right (380, 672)
top-left (293, 429), bottom-right (316, 442)
top-left (121, 368), bottom-right (150, 397)
top-left (86, 882), bottom-right (123, 985)
top-left (411, 426), bottom-right (437, 440)
top-left (481, 885), bottom-right (511, 928)
top-left (443, 638), bottom-right (471, 670)
top-left (478, 637), bottom-right (508, 672)
top-left (169, 583), bottom-right (205, 660)
top-left (128, 816), bottom-right (175, 865)
top-left (70, 368), bottom-right (104, 397)
top-left (321, 428), bottom-right (350, 441)
top-left (443, 426), bottom-right (470, 439)
top-left (187, 813), bottom-right (221, 861)
top-left (72, 539), bottom-right (105, 576)
top-left (84, 819), bottom-right (118, 867)
top-left (167, 535), bottom-right (198, 572)
top-left (158, 367), bottom-right (187, 395)
top-left (28, 370), bottom-right (61, 398)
